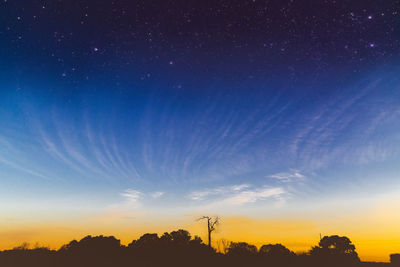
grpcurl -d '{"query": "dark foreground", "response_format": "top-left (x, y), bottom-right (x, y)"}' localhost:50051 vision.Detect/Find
top-left (0, 230), bottom-right (396, 267)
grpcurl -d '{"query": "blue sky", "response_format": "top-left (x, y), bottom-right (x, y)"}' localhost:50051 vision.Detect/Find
top-left (1, 65), bottom-right (400, 221)
top-left (1, 1), bottom-right (400, 259)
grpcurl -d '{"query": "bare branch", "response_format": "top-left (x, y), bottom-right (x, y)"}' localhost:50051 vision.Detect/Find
top-left (197, 215), bottom-right (220, 248)
top-left (197, 216), bottom-right (211, 221)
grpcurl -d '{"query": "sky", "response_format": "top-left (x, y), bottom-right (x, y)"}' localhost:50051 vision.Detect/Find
top-left (1, 0), bottom-right (400, 262)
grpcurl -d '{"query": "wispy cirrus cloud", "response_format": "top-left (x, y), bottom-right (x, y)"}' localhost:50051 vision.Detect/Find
top-left (0, 134), bottom-right (53, 181)
top-left (188, 184), bottom-right (285, 206)
top-left (188, 184), bottom-right (250, 201)
top-left (120, 189), bottom-right (143, 202)
top-left (268, 170), bottom-right (305, 182)
top-left (222, 187), bottom-right (285, 205)
top-left (288, 73), bottom-right (400, 171)
top-left (0, 156), bottom-right (50, 180)
top-left (120, 189), bottom-right (165, 202)
top-left (150, 191), bottom-right (165, 199)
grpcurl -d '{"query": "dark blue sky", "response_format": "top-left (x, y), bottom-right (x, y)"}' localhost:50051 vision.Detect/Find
top-left (1, 1), bottom-right (400, 254)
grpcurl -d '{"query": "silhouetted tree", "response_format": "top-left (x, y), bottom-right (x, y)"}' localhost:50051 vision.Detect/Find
top-left (311, 235), bottom-right (358, 256)
top-left (310, 235), bottom-right (360, 266)
top-left (169, 229), bottom-right (192, 244)
top-left (128, 233), bottom-right (160, 248)
top-left (227, 242), bottom-right (257, 256)
top-left (225, 242), bottom-right (258, 267)
top-left (198, 216), bottom-right (219, 248)
top-left (259, 244), bottom-right (296, 267)
top-left (13, 242), bottom-right (30, 250)
top-left (217, 239), bottom-right (231, 254)
top-left (60, 235), bottom-right (121, 252)
top-left (191, 235), bottom-right (203, 245)
top-left (58, 235), bottom-right (123, 267)
top-left (0, 230), bottom-right (380, 267)
top-left (391, 254), bottom-right (400, 265)
top-left (259, 243), bottom-right (295, 257)
top-left (127, 229), bottom-right (214, 267)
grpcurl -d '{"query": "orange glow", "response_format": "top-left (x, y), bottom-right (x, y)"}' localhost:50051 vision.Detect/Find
top-left (2, 193), bottom-right (400, 262)
top-left (1, 213), bottom-right (400, 263)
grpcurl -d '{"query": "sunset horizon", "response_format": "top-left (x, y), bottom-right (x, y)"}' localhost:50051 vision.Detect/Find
top-left (2, 211), bottom-right (400, 262)
top-left (1, 1), bottom-right (400, 266)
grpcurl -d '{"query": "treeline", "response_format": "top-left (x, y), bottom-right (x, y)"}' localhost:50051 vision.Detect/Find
top-left (0, 229), bottom-right (387, 267)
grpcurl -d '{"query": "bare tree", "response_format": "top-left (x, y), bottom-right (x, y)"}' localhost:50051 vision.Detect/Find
top-left (217, 238), bottom-right (231, 254)
top-left (197, 216), bottom-right (219, 248)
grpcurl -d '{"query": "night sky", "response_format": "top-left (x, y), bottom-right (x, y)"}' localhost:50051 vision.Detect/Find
top-left (1, 0), bottom-right (400, 261)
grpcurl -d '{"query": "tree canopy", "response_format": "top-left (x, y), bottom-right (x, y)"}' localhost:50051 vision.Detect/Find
top-left (0, 232), bottom-right (371, 267)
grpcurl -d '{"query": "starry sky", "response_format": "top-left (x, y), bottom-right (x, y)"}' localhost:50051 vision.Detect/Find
top-left (1, 0), bottom-right (400, 262)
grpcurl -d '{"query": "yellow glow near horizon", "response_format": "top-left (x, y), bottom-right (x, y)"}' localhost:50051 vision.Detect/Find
top-left (1, 214), bottom-right (400, 263)
top-left (1, 192), bottom-right (400, 262)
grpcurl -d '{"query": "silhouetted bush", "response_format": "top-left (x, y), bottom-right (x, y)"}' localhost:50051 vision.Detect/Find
top-left (391, 254), bottom-right (400, 265)
top-left (0, 232), bottom-right (381, 267)
top-left (308, 235), bottom-right (360, 267)
top-left (0, 245), bottom-right (56, 267)
top-left (58, 235), bottom-right (124, 267)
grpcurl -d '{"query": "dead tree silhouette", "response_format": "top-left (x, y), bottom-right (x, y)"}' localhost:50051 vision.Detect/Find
top-left (197, 216), bottom-right (219, 248)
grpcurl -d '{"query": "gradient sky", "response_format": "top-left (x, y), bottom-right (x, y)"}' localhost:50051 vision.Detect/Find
top-left (1, 0), bottom-right (400, 262)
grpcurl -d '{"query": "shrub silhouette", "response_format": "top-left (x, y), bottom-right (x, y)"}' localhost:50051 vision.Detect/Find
top-left (0, 245), bottom-right (56, 267)
top-left (0, 231), bottom-right (379, 267)
top-left (227, 242), bottom-right (258, 256)
top-left (60, 235), bottom-right (122, 252)
top-left (259, 243), bottom-right (295, 257)
top-left (309, 235), bottom-right (360, 267)
top-left (58, 235), bottom-right (123, 267)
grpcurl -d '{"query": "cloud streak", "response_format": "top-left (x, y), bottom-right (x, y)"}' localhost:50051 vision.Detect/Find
top-left (189, 184), bottom-right (285, 206)
top-left (221, 187), bottom-right (285, 205)
top-left (188, 184), bottom-right (250, 201)
top-left (269, 170), bottom-right (305, 182)
top-left (120, 189), bottom-right (142, 203)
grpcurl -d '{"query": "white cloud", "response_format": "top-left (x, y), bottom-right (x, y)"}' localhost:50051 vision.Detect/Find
top-left (188, 184), bottom-right (284, 206)
top-left (268, 170), bottom-right (305, 182)
top-left (230, 184), bottom-right (250, 191)
top-left (119, 189), bottom-right (165, 202)
top-left (222, 187), bottom-right (285, 205)
top-left (188, 184), bottom-right (250, 200)
top-left (150, 191), bottom-right (165, 198)
top-left (120, 189), bottom-right (142, 202)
